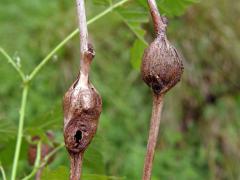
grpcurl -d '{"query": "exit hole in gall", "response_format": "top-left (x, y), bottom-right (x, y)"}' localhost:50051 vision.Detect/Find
top-left (74, 130), bottom-right (82, 143)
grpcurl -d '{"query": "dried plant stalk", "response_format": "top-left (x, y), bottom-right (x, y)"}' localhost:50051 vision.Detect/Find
top-left (63, 1), bottom-right (102, 179)
top-left (141, 0), bottom-right (184, 179)
top-left (142, 94), bottom-right (163, 180)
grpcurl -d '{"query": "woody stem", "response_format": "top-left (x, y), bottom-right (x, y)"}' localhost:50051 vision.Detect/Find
top-left (76, 0), bottom-right (90, 86)
top-left (142, 94), bottom-right (164, 180)
top-left (147, 0), bottom-right (166, 35)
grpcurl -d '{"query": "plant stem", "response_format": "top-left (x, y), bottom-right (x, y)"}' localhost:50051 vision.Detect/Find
top-left (142, 94), bottom-right (164, 180)
top-left (40, 143), bottom-right (65, 168)
top-left (11, 85), bottom-right (29, 180)
top-left (66, 1), bottom-right (89, 178)
top-left (0, 48), bottom-right (25, 81)
top-left (87, 0), bottom-right (129, 25)
top-left (22, 141), bottom-right (42, 180)
top-left (28, 0), bottom-right (129, 81)
top-left (70, 152), bottom-right (84, 180)
top-left (147, 0), bottom-right (166, 35)
top-left (76, 0), bottom-right (90, 87)
top-left (21, 143), bottom-right (64, 180)
top-left (35, 167), bottom-right (43, 180)
top-left (76, 0), bottom-right (88, 53)
top-left (120, 16), bottom-right (148, 46)
top-left (0, 165), bottom-right (7, 180)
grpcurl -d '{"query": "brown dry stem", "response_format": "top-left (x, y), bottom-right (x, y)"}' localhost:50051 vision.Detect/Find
top-left (69, 0), bottom-right (88, 179)
top-left (147, 0), bottom-right (167, 35)
top-left (70, 152), bottom-right (84, 180)
top-left (76, 0), bottom-right (90, 87)
top-left (141, 1), bottom-right (183, 180)
top-left (142, 94), bottom-right (164, 180)
top-left (35, 167), bottom-right (43, 180)
top-left (64, 1), bottom-right (102, 180)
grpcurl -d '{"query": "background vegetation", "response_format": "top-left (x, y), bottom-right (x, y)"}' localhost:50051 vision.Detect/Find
top-left (0, 0), bottom-right (239, 179)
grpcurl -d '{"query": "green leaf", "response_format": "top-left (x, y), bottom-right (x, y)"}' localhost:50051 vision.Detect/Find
top-left (0, 119), bottom-right (17, 144)
top-left (158, 0), bottom-right (198, 16)
top-left (24, 128), bottom-right (51, 144)
top-left (92, 0), bottom-right (111, 6)
top-left (130, 39), bottom-right (147, 70)
top-left (26, 101), bottom-right (62, 131)
top-left (82, 174), bottom-right (125, 180)
top-left (0, 139), bottom-right (28, 168)
top-left (41, 166), bottom-right (125, 180)
top-left (136, 0), bottom-right (198, 17)
top-left (116, 2), bottom-right (148, 69)
top-left (117, 4), bottom-right (148, 44)
top-left (83, 135), bottom-right (106, 174)
top-left (41, 166), bottom-right (69, 180)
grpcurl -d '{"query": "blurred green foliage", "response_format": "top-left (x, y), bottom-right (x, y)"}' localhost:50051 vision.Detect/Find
top-left (0, 0), bottom-right (240, 179)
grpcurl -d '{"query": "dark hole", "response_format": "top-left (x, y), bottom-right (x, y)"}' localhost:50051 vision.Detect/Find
top-left (152, 83), bottom-right (162, 94)
top-left (74, 130), bottom-right (82, 143)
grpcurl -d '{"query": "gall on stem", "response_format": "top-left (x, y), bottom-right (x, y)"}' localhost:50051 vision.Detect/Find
top-left (141, 0), bottom-right (184, 180)
top-left (63, 0), bottom-right (102, 180)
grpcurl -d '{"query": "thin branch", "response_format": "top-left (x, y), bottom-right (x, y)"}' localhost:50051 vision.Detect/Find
top-left (147, 0), bottom-right (166, 35)
top-left (27, 0), bottom-right (129, 81)
top-left (76, 0), bottom-right (88, 54)
top-left (21, 143), bottom-right (64, 180)
top-left (76, 0), bottom-right (91, 87)
top-left (142, 94), bottom-right (164, 180)
top-left (70, 152), bottom-right (84, 180)
top-left (65, 1), bottom-right (89, 179)
top-left (22, 141), bottom-right (42, 180)
top-left (141, 4), bottom-right (167, 179)
top-left (35, 167), bottom-right (42, 180)
top-left (0, 47), bottom-right (25, 81)
top-left (39, 143), bottom-right (64, 168)
top-left (0, 165), bottom-right (7, 180)
top-left (119, 16), bottom-right (148, 46)
top-left (11, 85), bottom-right (29, 180)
